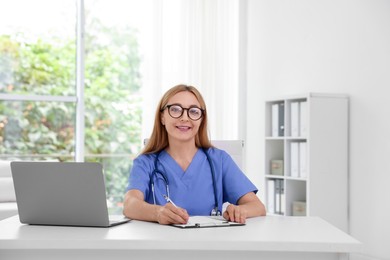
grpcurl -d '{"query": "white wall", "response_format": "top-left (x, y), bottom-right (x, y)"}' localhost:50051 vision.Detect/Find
top-left (245, 1), bottom-right (390, 259)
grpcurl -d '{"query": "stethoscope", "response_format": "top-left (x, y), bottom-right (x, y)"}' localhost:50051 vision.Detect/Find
top-left (150, 148), bottom-right (221, 216)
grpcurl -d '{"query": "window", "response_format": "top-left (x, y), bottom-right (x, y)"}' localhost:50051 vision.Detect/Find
top-left (1, 0), bottom-right (242, 212)
top-left (0, 0), bottom-right (147, 212)
top-left (0, 0), bottom-right (78, 161)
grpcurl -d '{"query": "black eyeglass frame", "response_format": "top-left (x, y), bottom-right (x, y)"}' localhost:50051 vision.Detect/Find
top-left (161, 104), bottom-right (205, 121)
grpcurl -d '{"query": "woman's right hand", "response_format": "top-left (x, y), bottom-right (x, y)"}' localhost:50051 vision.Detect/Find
top-left (123, 190), bottom-right (189, 225)
top-left (156, 203), bottom-right (189, 225)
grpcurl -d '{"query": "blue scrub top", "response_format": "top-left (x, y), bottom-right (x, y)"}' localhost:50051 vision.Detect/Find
top-left (127, 147), bottom-right (258, 216)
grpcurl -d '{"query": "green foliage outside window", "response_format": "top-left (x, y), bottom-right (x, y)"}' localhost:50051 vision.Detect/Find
top-left (0, 20), bottom-right (142, 210)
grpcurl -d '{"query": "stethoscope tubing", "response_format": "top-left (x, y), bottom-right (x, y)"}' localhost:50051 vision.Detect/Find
top-left (151, 148), bottom-right (221, 216)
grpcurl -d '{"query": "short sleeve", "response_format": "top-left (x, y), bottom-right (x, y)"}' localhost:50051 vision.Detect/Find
top-left (126, 154), bottom-right (154, 198)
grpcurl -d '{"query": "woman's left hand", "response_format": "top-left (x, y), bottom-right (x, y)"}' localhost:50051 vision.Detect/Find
top-left (223, 204), bottom-right (247, 224)
top-left (222, 192), bottom-right (267, 223)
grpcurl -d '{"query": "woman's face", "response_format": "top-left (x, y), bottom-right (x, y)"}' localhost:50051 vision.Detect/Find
top-left (161, 91), bottom-right (203, 144)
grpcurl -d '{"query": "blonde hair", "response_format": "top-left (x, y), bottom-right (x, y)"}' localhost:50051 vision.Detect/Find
top-left (142, 84), bottom-right (213, 154)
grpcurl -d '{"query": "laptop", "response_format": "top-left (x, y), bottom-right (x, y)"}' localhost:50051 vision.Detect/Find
top-left (11, 161), bottom-right (131, 227)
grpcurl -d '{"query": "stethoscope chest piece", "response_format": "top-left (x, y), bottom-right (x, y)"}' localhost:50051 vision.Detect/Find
top-left (211, 207), bottom-right (222, 216)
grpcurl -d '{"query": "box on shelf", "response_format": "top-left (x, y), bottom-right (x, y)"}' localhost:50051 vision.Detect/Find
top-left (292, 201), bottom-right (306, 216)
top-left (270, 160), bottom-right (283, 175)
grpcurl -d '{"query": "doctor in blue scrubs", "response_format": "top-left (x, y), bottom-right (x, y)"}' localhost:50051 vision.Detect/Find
top-left (123, 84), bottom-right (266, 225)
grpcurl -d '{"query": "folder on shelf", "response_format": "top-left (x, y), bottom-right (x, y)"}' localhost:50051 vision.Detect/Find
top-left (290, 142), bottom-right (299, 178)
top-left (290, 102), bottom-right (300, 137)
top-left (280, 180), bottom-right (285, 215)
top-left (272, 104), bottom-right (279, 137)
top-left (267, 179), bottom-right (285, 215)
top-left (267, 179), bottom-right (276, 214)
top-left (278, 103), bottom-right (285, 136)
top-left (275, 179), bottom-right (280, 214)
top-left (274, 179), bottom-right (285, 215)
top-left (299, 142), bottom-right (307, 178)
top-left (299, 101), bottom-right (307, 137)
top-left (272, 103), bottom-right (284, 137)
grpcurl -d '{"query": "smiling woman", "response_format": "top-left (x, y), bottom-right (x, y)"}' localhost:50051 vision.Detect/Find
top-left (160, 90), bottom-right (204, 146)
top-left (123, 84), bottom-right (266, 224)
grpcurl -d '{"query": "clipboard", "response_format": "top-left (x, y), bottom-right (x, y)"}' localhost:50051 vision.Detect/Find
top-left (172, 216), bottom-right (245, 228)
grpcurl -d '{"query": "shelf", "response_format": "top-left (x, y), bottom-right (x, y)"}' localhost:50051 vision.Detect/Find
top-left (265, 174), bottom-right (285, 179)
top-left (265, 175), bottom-right (307, 181)
top-left (264, 93), bottom-right (349, 232)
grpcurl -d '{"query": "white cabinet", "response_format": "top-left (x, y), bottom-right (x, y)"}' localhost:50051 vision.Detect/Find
top-left (264, 93), bottom-right (349, 232)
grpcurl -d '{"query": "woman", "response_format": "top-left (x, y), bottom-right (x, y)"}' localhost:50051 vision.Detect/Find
top-left (123, 84), bottom-right (266, 225)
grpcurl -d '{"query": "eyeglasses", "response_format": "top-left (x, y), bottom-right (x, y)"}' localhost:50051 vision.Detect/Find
top-left (162, 104), bottom-right (204, 121)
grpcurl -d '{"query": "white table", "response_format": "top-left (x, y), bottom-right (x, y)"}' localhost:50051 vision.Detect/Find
top-left (0, 215), bottom-right (360, 260)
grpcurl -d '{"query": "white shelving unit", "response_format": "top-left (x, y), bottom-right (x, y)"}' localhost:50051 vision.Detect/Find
top-left (264, 93), bottom-right (349, 232)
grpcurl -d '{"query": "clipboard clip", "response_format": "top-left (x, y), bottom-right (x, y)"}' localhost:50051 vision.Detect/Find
top-left (194, 221), bottom-right (230, 228)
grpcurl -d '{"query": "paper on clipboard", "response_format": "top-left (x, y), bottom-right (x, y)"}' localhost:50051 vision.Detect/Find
top-left (172, 216), bottom-right (245, 228)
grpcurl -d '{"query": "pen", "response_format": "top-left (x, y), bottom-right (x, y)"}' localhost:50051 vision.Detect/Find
top-left (163, 195), bottom-right (178, 208)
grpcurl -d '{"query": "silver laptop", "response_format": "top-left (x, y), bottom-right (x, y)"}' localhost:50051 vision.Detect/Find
top-left (11, 161), bottom-right (130, 227)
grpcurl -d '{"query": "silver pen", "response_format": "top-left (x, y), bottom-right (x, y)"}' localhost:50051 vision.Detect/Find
top-left (163, 195), bottom-right (178, 208)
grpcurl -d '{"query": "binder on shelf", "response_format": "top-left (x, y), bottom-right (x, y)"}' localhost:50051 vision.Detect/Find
top-left (278, 103), bottom-right (285, 137)
top-left (290, 102), bottom-right (299, 137)
top-left (266, 179), bottom-right (275, 214)
top-left (299, 142), bottom-right (307, 178)
top-left (267, 179), bottom-right (285, 215)
top-left (272, 104), bottom-right (279, 137)
top-left (274, 179), bottom-right (284, 215)
top-left (290, 142), bottom-right (299, 178)
top-left (271, 103), bottom-right (284, 137)
top-left (280, 180), bottom-right (285, 215)
top-left (271, 104), bottom-right (279, 137)
top-left (275, 180), bottom-right (280, 214)
top-left (299, 101), bottom-right (307, 137)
